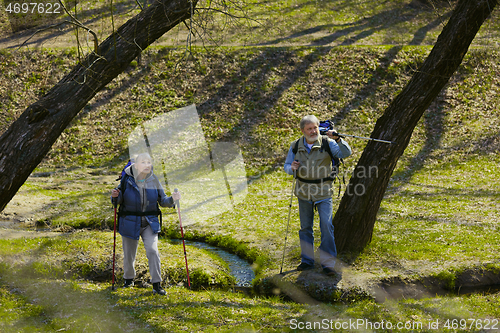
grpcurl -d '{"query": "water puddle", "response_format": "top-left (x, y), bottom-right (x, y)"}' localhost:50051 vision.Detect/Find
top-left (168, 239), bottom-right (255, 288)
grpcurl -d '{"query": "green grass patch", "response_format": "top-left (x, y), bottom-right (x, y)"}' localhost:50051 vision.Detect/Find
top-left (1, 13), bottom-right (500, 330)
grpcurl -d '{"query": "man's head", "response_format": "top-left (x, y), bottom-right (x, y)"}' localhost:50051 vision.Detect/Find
top-left (300, 115), bottom-right (320, 144)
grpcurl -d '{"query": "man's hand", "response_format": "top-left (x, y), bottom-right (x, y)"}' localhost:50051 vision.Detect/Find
top-left (291, 160), bottom-right (300, 171)
top-left (326, 130), bottom-right (340, 142)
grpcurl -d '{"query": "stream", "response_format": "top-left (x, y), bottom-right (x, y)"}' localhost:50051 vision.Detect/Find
top-left (168, 239), bottom-right (255, 288)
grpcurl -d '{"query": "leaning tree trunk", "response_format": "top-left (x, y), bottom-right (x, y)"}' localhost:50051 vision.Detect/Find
top-left (0, 0), bottom-right (197, 212)
top-left (333, 0), bottom-right (497, 252)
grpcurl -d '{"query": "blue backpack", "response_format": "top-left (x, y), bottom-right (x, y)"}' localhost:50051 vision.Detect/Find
top-left (319, 120), bottom-right (334, 135)
top-left (116, 159), bottom-right (133, 181)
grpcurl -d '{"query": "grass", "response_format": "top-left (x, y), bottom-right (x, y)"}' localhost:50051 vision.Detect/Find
top-left (1, 46), bottom-right (498, 273)
top-left (2, 237), bottom-right (500, 332)
top-left (1, 1), bottom-right (500, 329)
top-left (1, 0), bottom-right (499, 49)
top-left (0, 231), bottom-right (236, 289)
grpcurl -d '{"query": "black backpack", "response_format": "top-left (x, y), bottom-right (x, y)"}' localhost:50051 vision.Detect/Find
top-left (292, 136), bottom-right (344, 197)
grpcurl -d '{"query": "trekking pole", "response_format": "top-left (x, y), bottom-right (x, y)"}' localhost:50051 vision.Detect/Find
top-left (319, 120), bottom-right (395, 144)
top-left (279, 168), bottom-right (296, 274)
top-left (337, 133), bottom-right (395, 145)
top-left (111, 196), bottom-right (118, 291)
top-left (174, 188), bottom-right (191, 288)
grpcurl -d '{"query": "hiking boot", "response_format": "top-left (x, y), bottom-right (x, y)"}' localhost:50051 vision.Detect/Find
top-left (123, 279), bottom-right (134, 288)
top-left (152, 282), bottom-right (166, 296)
top-left (322, 267), bottom-right (337, 277)
top-left (297, 262), bottom-right (314, 271)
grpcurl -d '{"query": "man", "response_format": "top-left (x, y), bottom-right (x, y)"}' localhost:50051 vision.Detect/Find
top-left (284, 115), bottom-right (352, 276)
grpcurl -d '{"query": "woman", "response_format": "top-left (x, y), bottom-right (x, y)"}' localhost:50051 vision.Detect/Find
top-left (111, 153), bottom-right (180, 295)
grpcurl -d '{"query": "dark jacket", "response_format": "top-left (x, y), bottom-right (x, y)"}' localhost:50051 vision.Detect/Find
top-left (113, 166), bottom-right (175, 240)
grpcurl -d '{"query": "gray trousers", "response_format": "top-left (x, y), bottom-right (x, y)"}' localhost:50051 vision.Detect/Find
top-left (122, 225), bottom-right (162, 283)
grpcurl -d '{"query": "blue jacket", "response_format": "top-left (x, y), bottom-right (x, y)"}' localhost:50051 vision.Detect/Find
top-left (113, 166), bottom-right (175, 240)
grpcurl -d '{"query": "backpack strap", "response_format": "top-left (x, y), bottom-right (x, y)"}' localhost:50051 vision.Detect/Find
top-left (117, 174), bottom-right (129, 221)
top-left (119, 173), bottom-right (128, 194)
top-left (292, 138), bottom-right (300, 155)
top-left (118, 209), bottom-right (162, 217)
top-left (295, 176), bottom-right (335, 184)
top-left (293, 136), bottom-right (342, 170)
top-left (321, 136), bottom-right (344, 197)
top-left (293, 136), bottom-right (340, 164)
top-left (321, 136), bottom-right (341, 169)
top-left (152, 175), bottom-right (163, 231)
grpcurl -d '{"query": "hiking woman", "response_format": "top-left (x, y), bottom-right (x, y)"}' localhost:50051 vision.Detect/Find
top-left (111, 153), bottom-right (180, 295)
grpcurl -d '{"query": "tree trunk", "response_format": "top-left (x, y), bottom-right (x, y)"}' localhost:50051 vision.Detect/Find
top-left (333, 0), bottom-right (498, 252)
top-left (0, 0), bottom-right (197, 211)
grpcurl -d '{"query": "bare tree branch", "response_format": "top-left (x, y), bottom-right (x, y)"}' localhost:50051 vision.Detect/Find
top-left (57, 0), bottom-right (99, 53)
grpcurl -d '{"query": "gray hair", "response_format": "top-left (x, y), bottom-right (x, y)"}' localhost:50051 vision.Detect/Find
top-left (135, 152), bottom-right (152, 164)
top-left (299, 115), bottom-right (319, 130)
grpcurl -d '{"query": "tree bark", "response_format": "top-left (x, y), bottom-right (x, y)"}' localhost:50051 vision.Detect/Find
top-left (333, 0), bottom-right (498, 252)
top-left (0, 0), bottom-right (197, 211)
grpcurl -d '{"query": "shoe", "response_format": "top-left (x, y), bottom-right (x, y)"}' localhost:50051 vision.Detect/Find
top-left (323, 267), bottom-right (337, 277)
top-left (297, 262), bottom-right (314, 271)
top-left (123, 279), bottom-right (134, 288)
top-left (152, 282), bottom-right (166, 296)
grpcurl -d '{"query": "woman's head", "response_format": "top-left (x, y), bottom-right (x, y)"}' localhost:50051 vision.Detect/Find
top-left (134, 153), bottom-right (153, 176)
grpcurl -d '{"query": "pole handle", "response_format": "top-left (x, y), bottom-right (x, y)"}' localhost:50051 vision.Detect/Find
top-left (173, 188), bottom-right (180, 207)
top-left (112, 188), bottom-right (119, 208)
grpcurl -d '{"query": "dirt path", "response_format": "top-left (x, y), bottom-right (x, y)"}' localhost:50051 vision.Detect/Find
top-left (0, 227), bottom-right (60, 239)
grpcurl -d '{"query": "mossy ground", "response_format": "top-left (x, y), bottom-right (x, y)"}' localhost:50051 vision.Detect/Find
top-left (1, 0), bottom-right (500, 331)
top-left (1, 45), bottom-right (499, 332)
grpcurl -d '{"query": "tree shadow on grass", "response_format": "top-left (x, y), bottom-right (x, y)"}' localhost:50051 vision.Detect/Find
top-left (197, 47), bottom-right (333, 171)
top-left (331, 45), bottom-right (403, 126)
top-left (83, 47), bottom-right (173, 115)
top-left (258, 1), bottom-right (453, 47)
top-left (193, 9), bottom-right (454, 185)
top-left (387, 97), bottom-right (446, 194)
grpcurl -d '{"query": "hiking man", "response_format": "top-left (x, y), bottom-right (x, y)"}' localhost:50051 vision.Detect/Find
top-left (284, 115), bottom-right (352, 276)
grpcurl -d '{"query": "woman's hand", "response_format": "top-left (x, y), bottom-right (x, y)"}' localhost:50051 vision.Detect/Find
top-left (172, 190), bottom-right (181, 202)
top-left (111, 188), bottom-right (120, 198)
